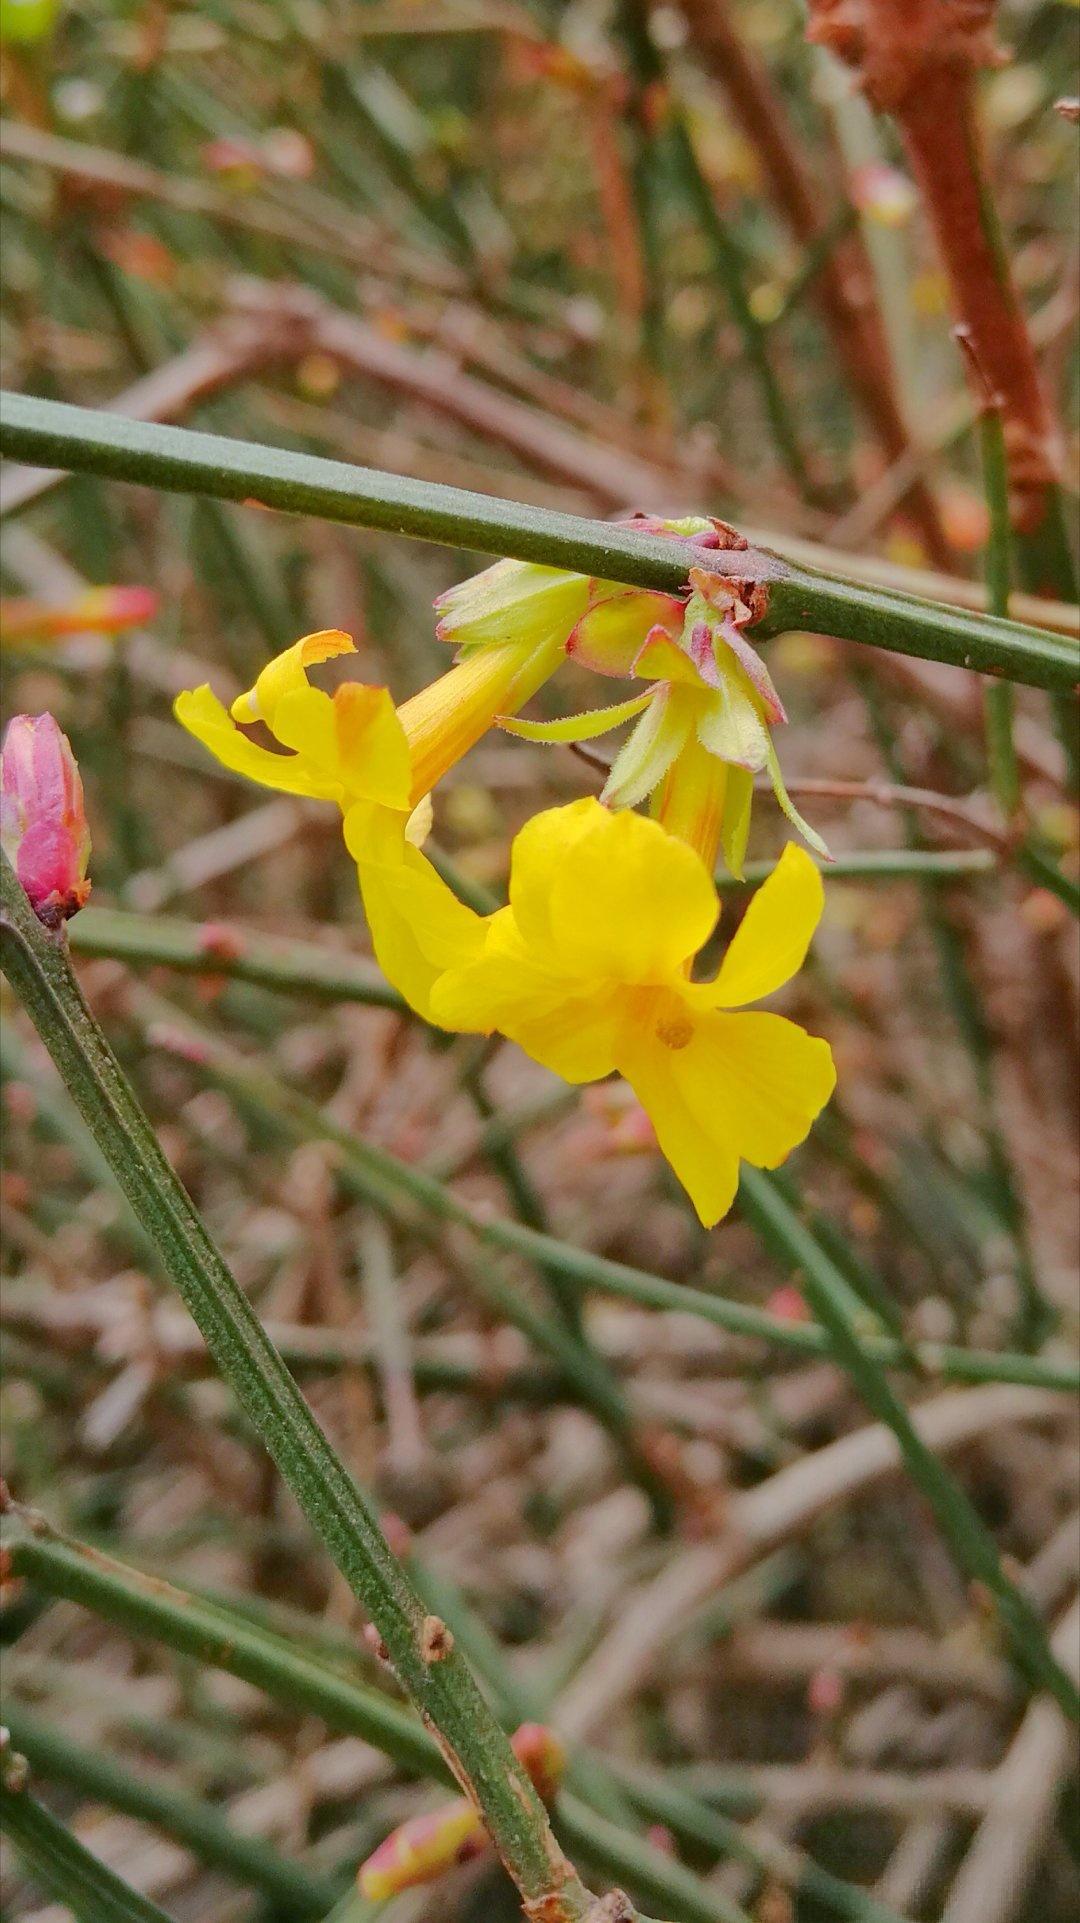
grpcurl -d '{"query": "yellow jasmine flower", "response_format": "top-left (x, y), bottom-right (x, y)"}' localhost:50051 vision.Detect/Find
top-left (501, 567), bottom-right (827, 877)
top-left (174, 630), bottom-right (413, 810)
top-left (175, 622), bottom-right (570, 817)
top-left (173, 629), bottom-right (501, 1021)
top-left (342, 797), bottom-right (484, 1024)
top-left (427, 798), bottom-right (835, 1226)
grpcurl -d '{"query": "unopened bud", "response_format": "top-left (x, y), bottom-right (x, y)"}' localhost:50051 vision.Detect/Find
top-left (511, 1722), bottom-right (566, 1803)
top-left (1, 584), bottom-right (158, 644)
top-left (1, 714), bottom-right (91, 927)
top-left (357, 1720), bottom-right (567, 1900)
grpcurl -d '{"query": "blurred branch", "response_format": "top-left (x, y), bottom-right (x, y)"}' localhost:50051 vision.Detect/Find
top-left (551, 1379), bottom-right (1066, 1738)
top-left (738, 1168), bottom-right (1075, 1713)
top-left (1, 1703), bottom-right (343, 1918)
top-left (0, 1510), bottom-right (746, 1923)
top-left (807, 0), bottom-right (1077, 604)
top-left (941, 1598), bottom-right (1080, 1923)
top-left (0, 1768), bottom-right (175, 1923)
top-left (139, 1002), bottom-right (1080, 1395)
top-left (0, 118), bottom-right (464, 295)
top-left (1, 395), bottom-right (1075, 688)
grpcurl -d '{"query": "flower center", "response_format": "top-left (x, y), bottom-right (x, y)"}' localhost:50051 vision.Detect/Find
top-left (654, 1005), bottom-right (694, 1050)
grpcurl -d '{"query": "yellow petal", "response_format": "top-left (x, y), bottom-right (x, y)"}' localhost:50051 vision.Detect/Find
top-left (434, 929), bottom-right (622, 1080)
top-left (269, 684), bottom-right (411, 809)
top-left (332, 683), bottom-right (413, 808)
top-left (509, 993), bottom-right (623, 1081)
top-left (173, 685), bottom-right (341, 800)
top-left (511, 799), bottom-right (718, 982)
top-left (617, 1005), bottom-right (835, 1225)
top-left (344, 802), bottom-right (484, 1022)
top-left (231, 630), bottom-right (355, 726)
top-left (617, 1035), bottom-right (741, 1227)
top-left (710, 842), bottom-right (824, 1007)
top-left (675, 1009), bottom-right (835, 1170)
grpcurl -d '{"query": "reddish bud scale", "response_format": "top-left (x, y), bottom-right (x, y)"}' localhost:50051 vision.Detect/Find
top-left (0, 714), bottom-right (91, 927)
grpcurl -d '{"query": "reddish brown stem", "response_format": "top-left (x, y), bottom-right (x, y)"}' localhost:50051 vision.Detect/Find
top-left (678, 0), bottom-right (953, 566)
top-left (807, 0), bottom-right (1064, 542)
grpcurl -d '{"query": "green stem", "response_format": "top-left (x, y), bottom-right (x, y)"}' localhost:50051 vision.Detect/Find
top-left (69, 904), bottom-right (407, 1008)
top-left (0, 849), bottom-right (598, 1923)
top-left (0, 1514), bottom-right (738, 1923)
top-left (0, 1514), bottom-right (445, 1780)
top-left (737, 1168), bottom-right (1078, 1718)
top-left (176, 1017), bottom-right (1079, 1396)
top-left (2, 1512), bottom-right (894, 1923)
top-left (0, 1775), bottom-right (174, 1923)
top-left (2, 1703), bottom-right (342, 1918)
top-left (1, 393), bottom-right (1075, 688)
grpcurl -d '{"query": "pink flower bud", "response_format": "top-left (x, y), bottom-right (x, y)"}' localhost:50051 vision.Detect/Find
top-left (1, 714), bottom-right (91, 926)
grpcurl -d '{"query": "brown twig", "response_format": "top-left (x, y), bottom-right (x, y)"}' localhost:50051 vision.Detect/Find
top-left (677, 0), bottom-right (952, 565)
top-left (553, 1383), bottom-right (1062, 1739)
top-left (807, 0), bottom-right (1066, 548)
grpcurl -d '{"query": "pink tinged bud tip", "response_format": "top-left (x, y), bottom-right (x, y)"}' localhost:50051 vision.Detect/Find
top-left (0, 714), bottom-right (91, 927)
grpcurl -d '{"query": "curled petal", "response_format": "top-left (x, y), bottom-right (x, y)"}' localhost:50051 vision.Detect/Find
top-left (230, 630), bottom-right (355, 726)
top-left (174, 685), bottom-right (343, 801)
